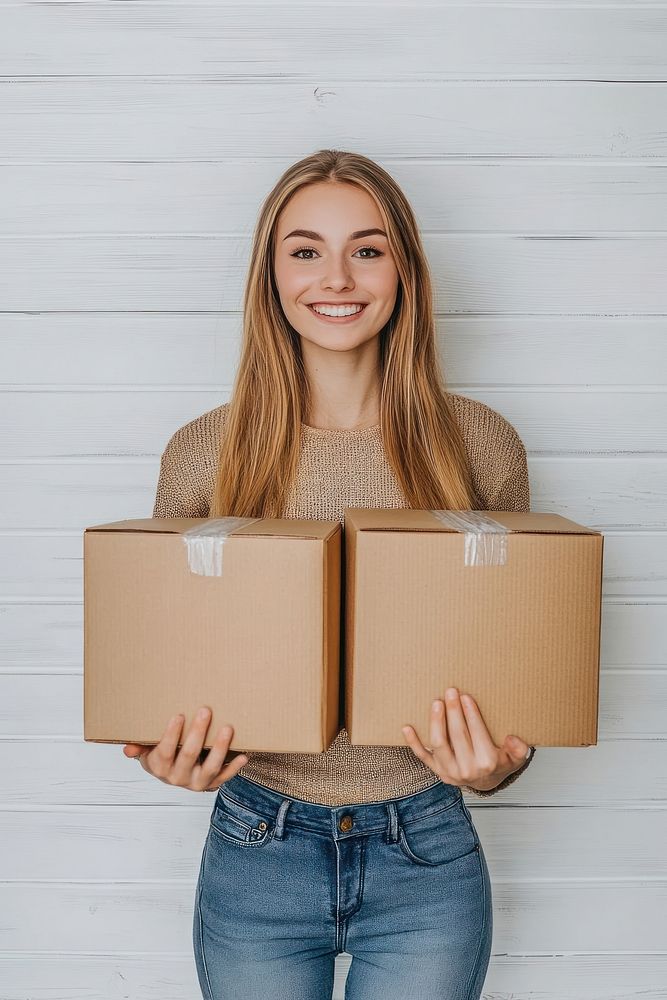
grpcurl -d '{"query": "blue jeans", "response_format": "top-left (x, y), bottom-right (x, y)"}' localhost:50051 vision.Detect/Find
top-left (193, 773), bottom-right (492, 1000)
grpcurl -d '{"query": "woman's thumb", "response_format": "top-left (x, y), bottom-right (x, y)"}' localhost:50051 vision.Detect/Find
top-left (505, 735), bottom-right (531, 762)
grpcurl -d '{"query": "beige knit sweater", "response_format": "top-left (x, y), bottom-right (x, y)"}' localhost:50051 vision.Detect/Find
top-left (152, 393), bottom-right (536, 805)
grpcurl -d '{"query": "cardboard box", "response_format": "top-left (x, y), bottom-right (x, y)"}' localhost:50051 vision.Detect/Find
top-left (343, 509), bottom-right (604, 748)
top-left (84, 516), bottom-right (341, 753)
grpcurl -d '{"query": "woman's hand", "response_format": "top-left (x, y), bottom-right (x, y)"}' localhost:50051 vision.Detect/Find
top-left (122, 706), bottom-right (248, 792)
top-left (402, 687), bottom-right (531, 793)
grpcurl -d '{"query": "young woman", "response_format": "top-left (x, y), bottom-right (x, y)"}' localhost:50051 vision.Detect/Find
top-left (124, 149), bottom-right (536, 1000)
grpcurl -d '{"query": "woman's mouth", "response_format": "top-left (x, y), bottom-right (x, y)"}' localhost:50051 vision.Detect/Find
top-left (306, 303), bottom-right (368, 324)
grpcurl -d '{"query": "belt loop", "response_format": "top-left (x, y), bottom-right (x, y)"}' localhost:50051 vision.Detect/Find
top-left (273, 798), bottom-right (292, 840)
top-left (385, 801), bottom-right (399, 844)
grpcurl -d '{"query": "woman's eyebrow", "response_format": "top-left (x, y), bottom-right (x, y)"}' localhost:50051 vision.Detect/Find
top-left (282, 228), bottom-right (387, 242)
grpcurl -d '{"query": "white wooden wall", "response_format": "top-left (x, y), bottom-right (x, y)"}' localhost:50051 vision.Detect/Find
top-left (1, 1), bottom-right (666, 996)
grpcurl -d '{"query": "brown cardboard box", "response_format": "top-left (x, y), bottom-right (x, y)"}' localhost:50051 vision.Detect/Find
top-left (84, 516), bottom-right (341, 753)
top-left (343, 509), bottom-right (604, 749)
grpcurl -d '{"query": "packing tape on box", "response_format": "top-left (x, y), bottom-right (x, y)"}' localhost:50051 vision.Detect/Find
top-left (182, 517), bottom-right (264, 576)
top-left (430, 510), bottom-right (509, 567)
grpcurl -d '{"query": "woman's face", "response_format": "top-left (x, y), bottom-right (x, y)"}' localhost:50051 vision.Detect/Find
top-left (273, 181), bottom-right (399, 352)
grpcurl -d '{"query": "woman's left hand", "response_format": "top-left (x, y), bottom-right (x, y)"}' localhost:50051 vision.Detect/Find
top-left (401, 686), bottom-right (532, 793)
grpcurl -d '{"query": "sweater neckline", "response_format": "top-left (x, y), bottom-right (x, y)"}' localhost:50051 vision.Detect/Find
top-left (301, 421), bottom-right (381, 437)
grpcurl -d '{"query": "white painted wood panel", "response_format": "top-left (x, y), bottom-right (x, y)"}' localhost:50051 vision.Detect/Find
top-left (3, 162), bottom-right (667, 235)
top-left (2, 389), bottom-right (667, 457)
top-left (2, 316), bottom-right (667, 385)
top-left (2, 531), bottom-right (665, 598)
top-left (3, 668), bottom-right (667, 740)
top-left (2, 235), bottom-right (666, 312)
top-left (3, 880), bottom-right (667, 953)
top-left (3, 457), bottom-right (666, 528)
top-left (2, 0), bottom-right (666, 995)
top-left (1, 953), bottom-right (667, 1000)
top-left (2, 5), bottom-right (666, 81)
top-left (2, 740), bottom-right (666, 807)
top-left (2, 82), bottom-right (666, 161)
top-left (3, 805), bottom-right (667, 882)
top-left (0, 599), bottom-right (664, 668)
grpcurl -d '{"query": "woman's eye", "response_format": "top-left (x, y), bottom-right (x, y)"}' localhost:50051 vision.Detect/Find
top-left (356, 246), bottom-right (383, 258)
top-left (290, 246), bottom-right (384, 260)
top-left (291, 247), bottom-right (318, 260)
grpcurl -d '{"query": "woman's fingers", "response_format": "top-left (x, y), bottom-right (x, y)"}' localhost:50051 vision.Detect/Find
top-left (201, 745), bottom-right (248, 791)
top-left (197, 723), bottom-right (247, 790)
top-left (442, 688), bottom-right (474, 759)
top-left (403, 689), bottom-right (498, 786)
top-left (427, 689), bottom-right (473, 780)
top-left (171, 707), bottom-right (213, 784)
top-left (459, 693), bottom-right (499, 771)
top-left (401, 723), bottom-right (434, 765)
top-left (123, 707), bottom-right (249, 792)
top-left (148, 714), bottom-right (185, 777)
top-left (429, 699), bottom-right (447, 750)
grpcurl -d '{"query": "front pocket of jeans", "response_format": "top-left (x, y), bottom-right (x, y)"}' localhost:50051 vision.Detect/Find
top-left (398, 795), bottom-right (479, 867)
top-left (209, 791), bottom-right (273, 848)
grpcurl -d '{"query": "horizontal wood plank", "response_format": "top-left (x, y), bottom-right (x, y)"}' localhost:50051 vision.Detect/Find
top-left (1, 952), bottom-right (666, 1000)
top-left (1, 235), bottom-right (666, 312)
top-left (2, 668), bottom-right (666, 742)
top-left (1, 162), bottom-right (667, 236)
top-left (2, 82), bottom-right (667, 163)
top-left (2, 456), bottom-right (666, 530)
top-left (1, 804), bottom-right (666, 881)
top-left (2, 316), bottom-right (666, 386)
top-left (1, 880), bottom-right (666, 952)
top-left (2, 5), bottom-right (666, 81)
top-left (1, 529), bottom-right (665, 598)
top-left (0, 597), bottom-right (663, 667)
top-left (0, 738), bottom-right (665, 806)
top-left (2, 389), bottom-right (667, 458)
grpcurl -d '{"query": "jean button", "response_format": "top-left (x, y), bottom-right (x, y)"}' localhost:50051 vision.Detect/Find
top-left (339, 814), bottom-right (354, 832)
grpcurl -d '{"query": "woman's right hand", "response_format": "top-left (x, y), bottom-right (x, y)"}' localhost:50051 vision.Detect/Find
top-left (121, 706), bottom-right (248, 792)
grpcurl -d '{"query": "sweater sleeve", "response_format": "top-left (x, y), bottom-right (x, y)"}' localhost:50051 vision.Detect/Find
top-left (461, 427), bottom-right (537, 797)
top-left (152, 424), bottom-right (210, 518)
top-left (485, 439), bottom-right (531, 513)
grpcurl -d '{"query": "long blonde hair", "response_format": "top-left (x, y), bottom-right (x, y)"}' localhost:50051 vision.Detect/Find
top-left (211, 149), bottom-right (477, 518)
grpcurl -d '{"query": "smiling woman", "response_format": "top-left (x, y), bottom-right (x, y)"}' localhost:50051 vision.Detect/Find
top-left (147, 148), bottom-right (536, 1000)
top-left (272, 181), bottom-right (400, 428)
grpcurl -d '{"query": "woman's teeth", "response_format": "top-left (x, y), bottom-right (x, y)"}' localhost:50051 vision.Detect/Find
top-left (310, 303), bottom-right (365, 318)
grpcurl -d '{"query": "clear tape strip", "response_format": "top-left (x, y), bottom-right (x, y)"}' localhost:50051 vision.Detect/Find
top-left (181, 517), bottom-right (264, 576)
top-left (430, 510), bottom-right (509, 566)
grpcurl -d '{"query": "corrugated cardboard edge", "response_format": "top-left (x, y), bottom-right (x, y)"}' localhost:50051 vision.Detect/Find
top-left (344, 507), bottom-right (601, 535)
top-left (589, 532), bottom-right (605, 746)
top-left (322, 525), bottom-right (342, 750)
top-left (84, 516), bottom-right (339, 540)
top-left (342, 511), bottom-right (358, 736)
